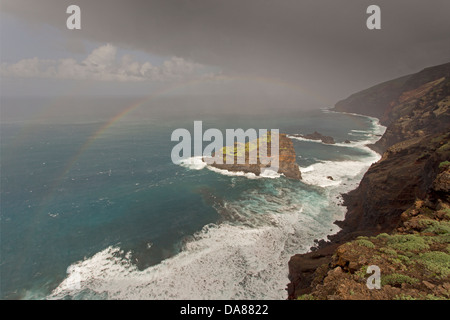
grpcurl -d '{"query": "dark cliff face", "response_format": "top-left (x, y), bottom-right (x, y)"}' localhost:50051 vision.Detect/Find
top-left (371, 76), bottom-right (450, 153)
top-left (288, 62), bottom-right (450, 300)
top-left (334, 62), bottom-right (450, 128)
top-left (336, 132), bottom-right (450, 238)
top-left (336, 64), bottom-right (449, 235)
top-left (334, 75), bottom-right (411, 122)
top-left (289, 160), bottom-right (450, 300)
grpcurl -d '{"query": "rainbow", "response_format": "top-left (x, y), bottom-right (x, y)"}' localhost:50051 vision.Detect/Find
top-left (37, 75), bottom-right (329, 213)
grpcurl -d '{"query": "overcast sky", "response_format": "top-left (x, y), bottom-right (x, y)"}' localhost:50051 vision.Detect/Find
top-left (1, 0), bottom-right (449, 104)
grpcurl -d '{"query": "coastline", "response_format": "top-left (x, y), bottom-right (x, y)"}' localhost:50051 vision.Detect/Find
top-left (286, 109), bottom-right (390, 299)
top-left (298, 108), bottom-right (386, 231)
top-left (287, 62), bottom-right (450, 299)
top-left (47, 109), bottom-right (383, 300)
top-left (44, 68), bottom-right (447, 299)
top-left (175, 109), bottom-right (389, 299)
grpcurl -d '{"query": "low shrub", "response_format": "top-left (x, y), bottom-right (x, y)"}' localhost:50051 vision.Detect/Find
top-left (381, 273), bottom-right (419, 287)
top-left (416, 251), bottom-right (450, 278)
top-left (379, 248), bottom-right (397, 256)
top-left (387, 234), bottom-right (430, 252)
top-left (439, 160), bottom-right (450, 169)
top-left (356, 239), bottom-right (375, 249)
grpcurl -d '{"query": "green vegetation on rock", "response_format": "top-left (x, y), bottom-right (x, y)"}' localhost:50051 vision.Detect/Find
top-left (439, 160), bottom-right (450, 169)
top-left (297, 294), bottom-right (316, 300)
top-left (421, 220), bottom-right (450, 235)
top-left (356, 239), bottom-right (375, 249)
top-left (393, 294), bottom-right (418, 300)
top-left (379, 247), bottom-right (397, 256)
top-left (415, 251), bottom-right (450, 279)
top-left (386, 234), bottom-right (430, 252)
top-left (381, 273), bottom-right (419, 287)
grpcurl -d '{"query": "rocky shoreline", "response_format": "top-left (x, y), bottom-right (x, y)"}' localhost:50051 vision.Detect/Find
top-left (287, 62), bottom-right (450, 300)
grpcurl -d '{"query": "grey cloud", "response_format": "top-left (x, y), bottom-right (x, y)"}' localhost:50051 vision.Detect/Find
top-left (2, 0), bottom-right (450, 101)
top-left (1, 43), bottom-right (216, 82)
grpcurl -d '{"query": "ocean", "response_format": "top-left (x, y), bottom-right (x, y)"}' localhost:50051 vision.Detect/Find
top-left (0, 95), bottom-right (385, 299)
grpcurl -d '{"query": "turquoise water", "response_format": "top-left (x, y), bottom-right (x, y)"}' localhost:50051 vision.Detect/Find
top-left (0, 97), bottom-right (383, 299)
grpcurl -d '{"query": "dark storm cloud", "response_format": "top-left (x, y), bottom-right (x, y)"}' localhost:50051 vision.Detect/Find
top-left (2, 0), bottom-right (450, 101)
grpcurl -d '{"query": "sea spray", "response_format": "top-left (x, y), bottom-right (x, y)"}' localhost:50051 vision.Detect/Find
top-left (49, 111), bottom-right (386, 300)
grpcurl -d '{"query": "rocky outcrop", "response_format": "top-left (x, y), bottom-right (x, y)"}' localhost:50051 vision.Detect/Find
top-left (292, 131), bottom-right (335, 144)
top-left (288, 62), bottom-right (450, 300)
top-left (205, 132), bottom-right (301, 180)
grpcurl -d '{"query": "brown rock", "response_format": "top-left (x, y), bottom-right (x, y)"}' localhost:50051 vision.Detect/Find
top-left (422, 280), bottom-right (435, 290)
top-left (299, 131), bottom-right (335, 144)
top-left (206, 132), bottom-right (302, 180)
top-left (433, 169), bottom-right (450, 193)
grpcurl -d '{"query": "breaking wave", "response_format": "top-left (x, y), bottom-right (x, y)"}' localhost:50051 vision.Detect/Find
top-left (49, 111), bottom-right (385, 300)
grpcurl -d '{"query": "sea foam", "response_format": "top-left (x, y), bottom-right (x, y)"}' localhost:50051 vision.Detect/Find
top-left (50, 193), bottom-right (338, 300)
top-left (49, 111), bottom-right (386, 300)
top-left (178, 156), bottom-right (283, 179)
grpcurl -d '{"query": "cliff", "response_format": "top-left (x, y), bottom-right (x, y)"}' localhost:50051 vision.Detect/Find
top-left (205, 132), bottom-right (302, 180)
top-left (334, 62), bottom-right (450, 128)
top-left (288, 62), bottom-right (450, 300)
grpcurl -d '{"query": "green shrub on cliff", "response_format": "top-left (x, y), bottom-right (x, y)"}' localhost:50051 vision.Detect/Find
top-left (393, 294), bottom-right (418, 300)
top-left (437, 143), bottom-right (450, 154)
top-left (415, 218), bottom-right (450, 234)
top-left (355, 265), bottom-right (368, 279)
top-left (386, 234), bottom-right (430, 252)
top-left (356, 239), bottom-right (375, 248)
top-left (422, 294), bottom-right (448, 300)
top-left (379, 247), bottom-right (398, 256)
top-left (397, 254), bottom-right (411, 264)
top-left (442, 208), bottom-right (450, 220)
top-left (422, 220), bottom-right (450, 235)
top-left (416, 251), bottom-right (450, 279)
top-left (426, 233), bottom-right (450, 245)
top-left (395, 293), bottom-right (447, 300)
top-left (439, 160), bottom-right (450, 169)
top-left (376, 233), bottom-right (390, 240)
top-left (387, 257), bottom-right (408, 270)
top-left (381, 273), bottom-right (419, 287)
